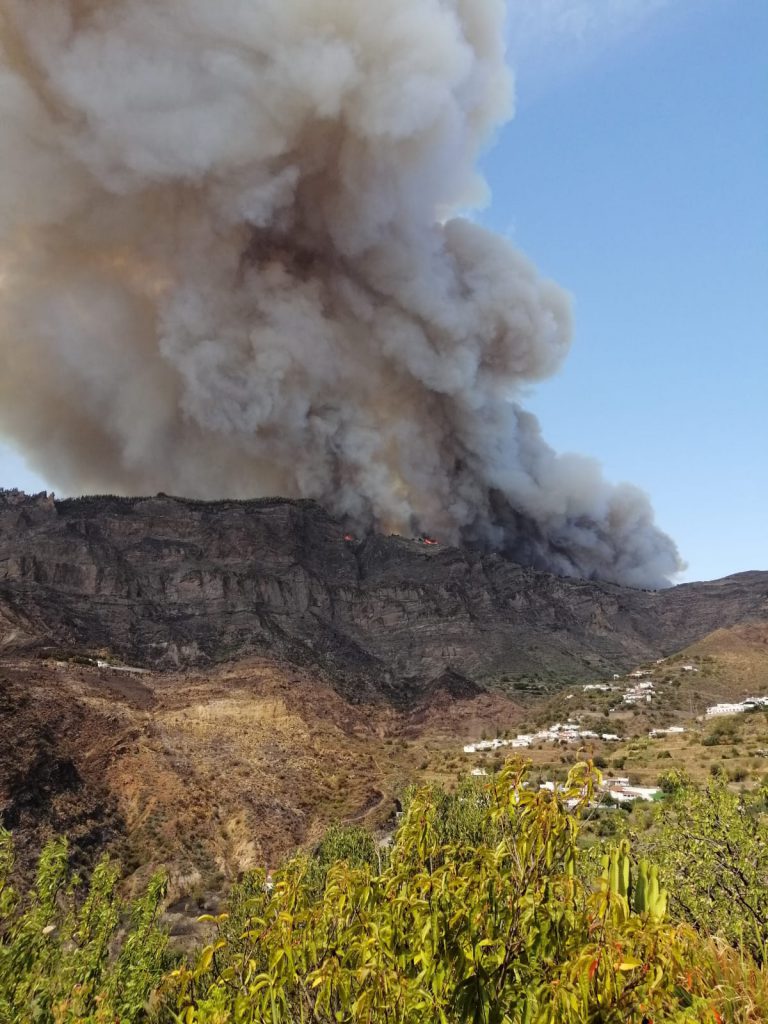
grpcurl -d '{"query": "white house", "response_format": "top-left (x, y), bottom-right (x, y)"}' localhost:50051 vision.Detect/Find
top-left (705, 697), bottom-right (768, 718)
top-left (607, 785), bottom-right (659, 804)
top-left (706, 703), bottom-right (749, 718)
top-left (510, 736), bottom-right (533, 748)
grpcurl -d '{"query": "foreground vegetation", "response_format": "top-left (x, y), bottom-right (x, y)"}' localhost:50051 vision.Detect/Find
top-left (1, 762), bottom-right (767, 1022)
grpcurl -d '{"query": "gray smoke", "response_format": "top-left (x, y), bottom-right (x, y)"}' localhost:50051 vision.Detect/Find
top-left (0, 0), bottom-right (682, 587)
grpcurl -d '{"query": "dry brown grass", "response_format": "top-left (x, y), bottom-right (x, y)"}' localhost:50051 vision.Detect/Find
top-left (0, 653), bottom-right (521, 895)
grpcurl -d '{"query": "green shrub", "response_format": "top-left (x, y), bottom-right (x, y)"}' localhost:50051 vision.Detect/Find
top-left (3, 765), bottom-right (768, 1023)
top-left (166, 762), bottom-right (753, 1023)
top-left (637, 776), bottom-right (768, 963)
top-left (0, 830), bottom-right (172, 1022)
top-left (658, 769), bottom-right (689, 794)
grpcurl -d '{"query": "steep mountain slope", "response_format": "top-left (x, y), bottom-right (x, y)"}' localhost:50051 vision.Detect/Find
top-left (679, 621), bottom-right (768, 697)
top-left (1, 489), bottom-right (766, 884)
top-left (1, 490), bottom-right (766, 701)
top-left (0, 654), bottom-right (518, 888)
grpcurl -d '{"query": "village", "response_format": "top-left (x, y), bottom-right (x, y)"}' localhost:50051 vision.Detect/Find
top-left (466, 766), bottom-right (662, 806)
top-left (461, 657), bottom-right (768, 806)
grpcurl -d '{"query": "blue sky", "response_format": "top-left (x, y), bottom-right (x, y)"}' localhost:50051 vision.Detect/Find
top-left (484, 0), bottom-right (767, 582)
top-left (1, 0), bottom-right (765, 583)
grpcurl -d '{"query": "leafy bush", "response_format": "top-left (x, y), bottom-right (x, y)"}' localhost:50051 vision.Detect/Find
top-left (0, 830), bottom-right (172, 1022)
top-left (303, 823), bottom-right (380, 897)
top-left (658, 769), bottom-right (689, 794)
top-left (166, 762), bottom-right (742, 1023)
top-left (636, 776), bottom-right (768, 964)
top-left (3, 765), bottom-right (768, 1022)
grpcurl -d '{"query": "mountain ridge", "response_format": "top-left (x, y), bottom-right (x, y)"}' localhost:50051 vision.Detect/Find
top-left (1, 488), bottom-right (767, 883)
top-left (1, 489), bottom-right (766, 701)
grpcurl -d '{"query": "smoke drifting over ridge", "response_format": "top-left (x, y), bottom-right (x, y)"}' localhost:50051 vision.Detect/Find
top-left (0, 0), bottom-right (682, 587)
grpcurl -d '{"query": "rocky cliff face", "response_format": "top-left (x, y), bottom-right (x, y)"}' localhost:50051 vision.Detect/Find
top-left (2, 489), bottom-right (767, 884)
top-left (2, 490), bottom-right (767, 701)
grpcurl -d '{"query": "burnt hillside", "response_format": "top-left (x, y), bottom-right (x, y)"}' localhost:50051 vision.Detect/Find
top-left (1, 490), bottom-right (766, 701)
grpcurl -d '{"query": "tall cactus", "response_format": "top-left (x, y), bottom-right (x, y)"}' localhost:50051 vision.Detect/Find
top-left (633, 859), bottom-right (668, 922)
top-left (601, 841), bottom-right (667, 923)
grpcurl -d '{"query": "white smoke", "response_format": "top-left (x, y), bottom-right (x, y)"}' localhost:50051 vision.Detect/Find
top-left (0, 0), bottom-right (682, 587)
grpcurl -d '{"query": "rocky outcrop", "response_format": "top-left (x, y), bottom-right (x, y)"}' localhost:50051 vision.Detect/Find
top-left (1, 490), bottom-right (767, 700)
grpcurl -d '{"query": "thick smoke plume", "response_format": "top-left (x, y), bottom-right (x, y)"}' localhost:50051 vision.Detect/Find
top-left (0, 0), bottom-right (682, 586)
